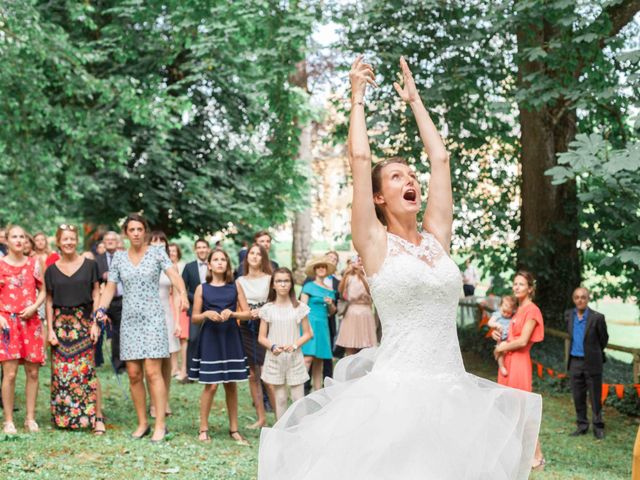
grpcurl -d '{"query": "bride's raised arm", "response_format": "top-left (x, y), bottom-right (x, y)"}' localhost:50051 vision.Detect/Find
top-left (393, 57), bottom-right (452, 252)
top-left (348, 56), bottom-right (387, 272)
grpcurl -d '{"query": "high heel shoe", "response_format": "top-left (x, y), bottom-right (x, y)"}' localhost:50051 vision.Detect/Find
top-left (131, 425), bottom-right (151, 440)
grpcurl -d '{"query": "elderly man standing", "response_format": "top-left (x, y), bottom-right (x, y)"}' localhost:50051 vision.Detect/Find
top-left (566, 287), bottom-right (609, 439)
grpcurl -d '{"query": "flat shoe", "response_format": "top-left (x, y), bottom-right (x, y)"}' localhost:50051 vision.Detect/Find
top-left (3, 421), bottom-right (17, 434)
top-left (229, 430), bottom-right (250, 446)
top-left (24, 419), bottom-right (39, 433)
top-left (198, 429), bottom-right (211, 443)
top-left (531, 457), bottom-right (546, 471)
top-left (150, 427), bottom-right (169, 443)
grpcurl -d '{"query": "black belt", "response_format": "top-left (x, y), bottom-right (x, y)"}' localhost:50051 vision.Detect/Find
top-left (570, 355), bottom-right (584, 360)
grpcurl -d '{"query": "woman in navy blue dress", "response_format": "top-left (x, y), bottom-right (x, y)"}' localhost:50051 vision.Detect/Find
top-left (189, 249), bottom-right (251, 445)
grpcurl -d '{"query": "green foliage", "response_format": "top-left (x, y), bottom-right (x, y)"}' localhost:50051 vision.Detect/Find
top-left (334, 0), bottom-right (639, 300)
top-left (547, 134), bottom-right (640, 299)
top-left (0, 0), bottom-right (317, 235)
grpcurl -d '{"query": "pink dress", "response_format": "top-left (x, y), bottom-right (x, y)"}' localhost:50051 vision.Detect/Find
top-left (336, 275), bottom-right (377, 349)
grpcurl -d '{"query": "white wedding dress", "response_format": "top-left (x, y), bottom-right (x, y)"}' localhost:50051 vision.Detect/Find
top-left (258, 232), bottom-right (541, 479)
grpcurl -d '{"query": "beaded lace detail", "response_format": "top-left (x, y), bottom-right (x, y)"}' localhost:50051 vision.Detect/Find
top-left (367, 231), bottom-right (465, 380)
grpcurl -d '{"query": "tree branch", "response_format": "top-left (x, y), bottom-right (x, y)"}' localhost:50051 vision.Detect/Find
top-left (600, 0), bottom-right (640, 42)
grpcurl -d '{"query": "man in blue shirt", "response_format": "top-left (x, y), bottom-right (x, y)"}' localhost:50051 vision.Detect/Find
top-left (566, 287), bottom-right (609, 439)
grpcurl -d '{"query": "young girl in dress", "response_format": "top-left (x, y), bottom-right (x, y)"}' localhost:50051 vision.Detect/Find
top-left (0, 225), bottom-right (46, 434)
top-left (258, 268), bottom-right (312, 420)
top-left (487, 294), bottom-right (517, 377)
top-left (189, 249), bottom-right (251, 445)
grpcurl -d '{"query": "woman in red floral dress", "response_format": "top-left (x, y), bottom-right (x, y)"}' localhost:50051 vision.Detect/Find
top-left (0, 225), bottom-right (46, 435)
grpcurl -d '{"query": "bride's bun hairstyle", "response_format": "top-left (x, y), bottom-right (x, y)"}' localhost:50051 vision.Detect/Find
top-left (371, 157), bottom-right (409, 226)
top-left (514, 270), bottom-right (536, 299)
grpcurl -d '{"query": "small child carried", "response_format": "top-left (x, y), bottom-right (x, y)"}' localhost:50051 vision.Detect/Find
top-left (487, 295), bottom-right (517, 377)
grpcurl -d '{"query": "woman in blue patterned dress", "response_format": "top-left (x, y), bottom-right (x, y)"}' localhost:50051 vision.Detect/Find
top-left (96, 214), bottom-right (188, 442)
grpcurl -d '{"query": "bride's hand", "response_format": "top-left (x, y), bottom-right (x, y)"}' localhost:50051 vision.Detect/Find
top-left (393, 56), bottom-right (419, 104)
top-left (349, 55), bottom-right (377, 102)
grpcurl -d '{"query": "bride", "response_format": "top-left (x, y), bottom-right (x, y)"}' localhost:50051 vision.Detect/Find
top-left (258, 56), bottom-right (542, 479)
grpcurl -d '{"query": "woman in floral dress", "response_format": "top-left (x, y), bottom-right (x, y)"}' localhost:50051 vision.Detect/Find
top-left (0, 225), bottom-right (46, 434)
top-left (96, 213), bottom-right (188, 442)
top-left (45, 224), bottom-right (106, 434)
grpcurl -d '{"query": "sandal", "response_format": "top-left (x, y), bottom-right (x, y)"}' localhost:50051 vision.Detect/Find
top-left (24, 419), bottom-right (39, 433)
top-left (198, 429), bottom-right (211, 443)
top-left (531, 457), bottom-right (546, 472)
top-left (229, 430), bottom-right (250, 446)
top-left (94, 417), bottom-right (106, 436)
top-left (3, 421), bottom-right (17, 435)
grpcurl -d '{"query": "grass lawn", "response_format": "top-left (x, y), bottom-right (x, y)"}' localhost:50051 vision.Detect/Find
top-left (1, 348), bottom-right (637, 479)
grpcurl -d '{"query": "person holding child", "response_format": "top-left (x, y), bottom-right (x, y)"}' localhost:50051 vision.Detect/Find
top-left (189, 248), bottom-right (251, 445)
top-left (487, 295), bottom-right (517, 377)
top-left (494, 270), bottom-right (545, 470)
top-left (258, 268), bottom-right (313, 420)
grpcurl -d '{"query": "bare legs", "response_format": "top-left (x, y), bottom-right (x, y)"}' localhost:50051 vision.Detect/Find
top-left (150, 357), bottom-right (173, 417)
top-left (127, 358), bottom-right (167, 440)
top-left (1, 360), bottom-right (18, 425)
top-left (272, 384), bottom-right (304, 420)
top-left (247, 365), bottom-right (265, 428)
top-left (345, 347), bottom-right (360, 356)
top-left (1, 360), bottom-right (40, 433)
top-left (304, 356), bottom-right (324, 391)
top-left (199, 382), bottom-right (247, 443)
top-left (178, 339), bottom-right (188, 380)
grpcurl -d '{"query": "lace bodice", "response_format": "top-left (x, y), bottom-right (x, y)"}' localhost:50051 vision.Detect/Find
top-left (367, 231), bottom-right (465, 379)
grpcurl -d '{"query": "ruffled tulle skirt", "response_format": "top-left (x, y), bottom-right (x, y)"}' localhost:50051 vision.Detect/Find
top-left (258, 348), bottom-right (541, 480)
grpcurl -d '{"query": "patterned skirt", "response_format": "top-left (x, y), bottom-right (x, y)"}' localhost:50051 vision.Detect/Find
top-left (50, 304), bottom-right (97, 429)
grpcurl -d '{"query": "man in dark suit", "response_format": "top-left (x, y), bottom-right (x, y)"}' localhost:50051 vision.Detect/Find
top-left (566, 287), bottom-right (609, 439)
top-left (96, 231), bottom-right (125, 373)
top-left (182, 238), bottom-right (211, 378)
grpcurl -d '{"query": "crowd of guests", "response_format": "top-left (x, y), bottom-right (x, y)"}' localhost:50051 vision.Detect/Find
top-left (0, 217), bottom-right (379, 443)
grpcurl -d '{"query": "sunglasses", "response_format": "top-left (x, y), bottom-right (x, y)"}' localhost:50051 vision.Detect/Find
top-left (59, 224), bottom-right (77, 231)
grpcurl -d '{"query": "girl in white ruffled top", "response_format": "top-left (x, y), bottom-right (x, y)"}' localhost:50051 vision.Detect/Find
top-left (258, 268), bottom-right (313, 420)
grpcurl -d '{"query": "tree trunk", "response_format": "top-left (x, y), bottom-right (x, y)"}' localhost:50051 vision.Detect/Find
top-left (290, 60), bottom-right (313, 284)
top-left (517, 26), bottom-right (581, 328)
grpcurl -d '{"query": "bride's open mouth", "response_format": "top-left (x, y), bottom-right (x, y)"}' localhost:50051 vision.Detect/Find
top-left (403, 188), bottom-right (417, 203)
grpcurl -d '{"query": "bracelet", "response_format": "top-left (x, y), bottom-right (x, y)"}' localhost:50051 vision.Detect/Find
top-left (292, 343), bottom-right (298, 351)
top-left (352, 99), bottom-right (365, 107)
top-left (271, 344), bottom-right (278, 352)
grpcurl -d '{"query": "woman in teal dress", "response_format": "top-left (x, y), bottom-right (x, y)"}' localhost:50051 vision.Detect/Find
top-left (300, 257), bottom-right (337, 391)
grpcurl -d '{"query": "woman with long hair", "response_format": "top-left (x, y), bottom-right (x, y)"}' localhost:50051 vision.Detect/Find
top-left (0, 225), bottom-right (46, 434)
top-left (190, 249), bottom-right (251, 445)
top-left (236, 243), bottom-right (273, 429)
top-left (258, 56), bottom-right (542, 479)
top-left (494, 270), bottom-right (545, 469)
top-left (45, 224), bottom-right (106, 434)
top-left (335, 256), bottom-right (376, 356)
top-left (96, 213), bottom-right (188, 442)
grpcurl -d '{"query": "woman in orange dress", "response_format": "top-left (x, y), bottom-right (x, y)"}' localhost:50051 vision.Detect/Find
top-left (494, 270), bottom-right (545, 470)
